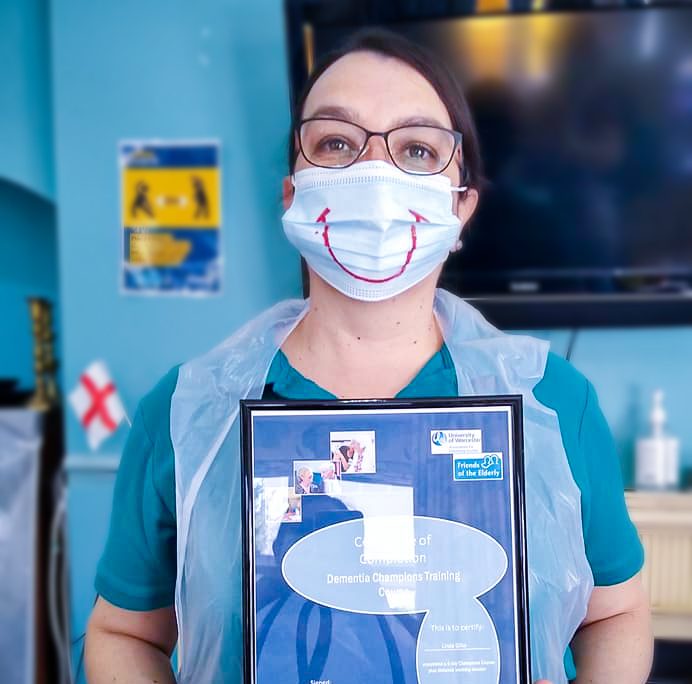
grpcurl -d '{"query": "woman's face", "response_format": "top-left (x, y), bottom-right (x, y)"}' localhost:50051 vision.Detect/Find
top-left (286, 50), bottom-right (478, 224)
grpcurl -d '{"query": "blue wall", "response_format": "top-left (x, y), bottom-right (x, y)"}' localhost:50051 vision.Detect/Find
top-left (0, 181), bottom-right (58, 390)
top-left (51, 0), bottom-right (302, 458)
top-left (1, 0), bottom-right (690, 680)
top-left (0, 0), bottom-right (54, 199)
top-left (532, 328), bottom-right (692, 487)
top-left (48, 1), bottom-right (301, 677)
top-left (0, 0), bottom-right (58, 392)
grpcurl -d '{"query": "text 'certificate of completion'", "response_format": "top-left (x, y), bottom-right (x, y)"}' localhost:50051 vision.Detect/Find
top-left (241, 397), bottom-right (530, 684)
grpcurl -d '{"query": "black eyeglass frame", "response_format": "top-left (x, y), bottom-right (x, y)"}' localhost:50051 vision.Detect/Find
top-left (296, 117), bottom-right (466, 178)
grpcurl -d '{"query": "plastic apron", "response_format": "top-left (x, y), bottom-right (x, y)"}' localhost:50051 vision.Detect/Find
top-left (171, 288), bottom-right (593, 683)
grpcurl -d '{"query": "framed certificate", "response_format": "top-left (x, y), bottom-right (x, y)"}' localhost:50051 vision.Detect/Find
top-left (241, 397), bottom-right (530, 684)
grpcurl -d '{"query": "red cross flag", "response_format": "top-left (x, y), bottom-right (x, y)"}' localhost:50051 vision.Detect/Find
top-left (68, 361), bottom-right (127, 450)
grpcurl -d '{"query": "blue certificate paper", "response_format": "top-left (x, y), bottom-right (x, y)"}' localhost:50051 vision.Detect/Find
top-left (241, 398), bottom-right (530, 684)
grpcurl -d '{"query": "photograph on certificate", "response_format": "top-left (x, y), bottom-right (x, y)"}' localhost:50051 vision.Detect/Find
top-left (260, 487), bottom-right (303, 524)
top-left (293, 459), bottom-right (340, 495)
top-left (330, 429), bottom-right (376, 474)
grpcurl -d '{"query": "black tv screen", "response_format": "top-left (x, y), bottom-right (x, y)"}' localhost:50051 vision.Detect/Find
top-left (287, 2), bottom-right (692, 327)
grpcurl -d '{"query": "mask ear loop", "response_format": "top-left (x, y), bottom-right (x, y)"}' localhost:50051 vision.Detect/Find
top-left (451, 165), bottom-right (470, 193)
top-left (450, 167), bottom-right (470, 250)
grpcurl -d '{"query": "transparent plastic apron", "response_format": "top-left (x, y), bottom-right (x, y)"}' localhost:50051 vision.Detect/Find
top-left (171, 289), bottom-right (593, 683)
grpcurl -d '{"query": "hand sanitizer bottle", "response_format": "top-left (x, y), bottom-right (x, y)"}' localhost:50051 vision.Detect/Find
top-left (635, 390), bottom-right (680, 490)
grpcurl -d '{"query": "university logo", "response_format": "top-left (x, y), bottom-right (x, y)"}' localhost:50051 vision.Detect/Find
top-left (431, 430), bottom-right (447, 447)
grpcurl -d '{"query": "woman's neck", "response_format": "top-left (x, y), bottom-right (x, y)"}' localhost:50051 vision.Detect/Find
top-left (282, 272), bottom-right (443, 398)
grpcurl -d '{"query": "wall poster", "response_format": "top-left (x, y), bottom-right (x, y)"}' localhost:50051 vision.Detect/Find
top-left (120, 140), bottom-right (221, 295)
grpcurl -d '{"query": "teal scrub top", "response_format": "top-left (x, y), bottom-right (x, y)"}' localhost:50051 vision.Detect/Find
top-left (95, 345), bottom-right (643, 680)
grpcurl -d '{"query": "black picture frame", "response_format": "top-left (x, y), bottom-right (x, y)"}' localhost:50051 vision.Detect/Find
top-left (241, 395), bottom-right (530, 684)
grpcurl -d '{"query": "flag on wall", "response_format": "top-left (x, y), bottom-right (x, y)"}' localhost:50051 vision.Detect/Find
top-left (68, 361), bottom-right (127, 450)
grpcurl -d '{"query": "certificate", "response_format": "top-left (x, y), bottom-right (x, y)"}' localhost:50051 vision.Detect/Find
top-left (241, 397), bottom-right (530, 684)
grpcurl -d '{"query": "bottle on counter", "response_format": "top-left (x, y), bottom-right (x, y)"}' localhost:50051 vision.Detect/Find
top-left (635, 389), bottom-right (680, 491)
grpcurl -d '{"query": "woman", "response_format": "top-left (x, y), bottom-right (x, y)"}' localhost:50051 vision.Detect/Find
top-left (86, 29), bottom-right (652, 683)
top-left (332, 443), bottom-right (354, 472)
top-left (333, 439), bottom-right (368, 473)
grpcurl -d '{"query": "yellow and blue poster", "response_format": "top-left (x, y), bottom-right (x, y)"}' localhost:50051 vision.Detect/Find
top-left (120, 141), bottom-right (221, 294)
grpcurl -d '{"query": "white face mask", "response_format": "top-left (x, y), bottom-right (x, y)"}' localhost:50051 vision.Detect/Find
top-left (282, 160), bottom-right (466, 302)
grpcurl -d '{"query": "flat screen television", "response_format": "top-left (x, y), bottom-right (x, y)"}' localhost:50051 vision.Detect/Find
top-left (285, 0), bottom-right (692, 328)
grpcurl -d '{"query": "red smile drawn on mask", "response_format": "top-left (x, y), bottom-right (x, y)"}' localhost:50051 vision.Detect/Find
top-left (316, 208), bottom-right (426, 283)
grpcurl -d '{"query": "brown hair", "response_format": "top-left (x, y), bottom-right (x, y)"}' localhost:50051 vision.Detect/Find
top-left (288, 27), bottom-right (483, 190)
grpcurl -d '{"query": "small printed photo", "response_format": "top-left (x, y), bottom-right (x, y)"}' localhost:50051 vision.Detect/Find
top-left (281, 493), bottom-right (303, 522)
top-left (293, 460), bottom-right (339, 495)
top-left (263, 487), bottom-right (302, 524)
top-left (330, 430), bottom-right (376, 474)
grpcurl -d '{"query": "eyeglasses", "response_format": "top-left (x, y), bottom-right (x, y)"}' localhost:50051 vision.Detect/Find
top-left (297, 117), bottom-right (463, 176)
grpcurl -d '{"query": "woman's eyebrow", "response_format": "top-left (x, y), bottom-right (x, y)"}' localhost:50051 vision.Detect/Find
top-left (390, 115), bottom-right (448, 129)
top-left (305, 105), bottom-right (360, 122)
top-left (303, 108), bottom-right (448, 130)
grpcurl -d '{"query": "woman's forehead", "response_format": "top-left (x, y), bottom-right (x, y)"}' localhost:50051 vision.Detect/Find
top-left (302, 51), bottom-right (453, 130)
